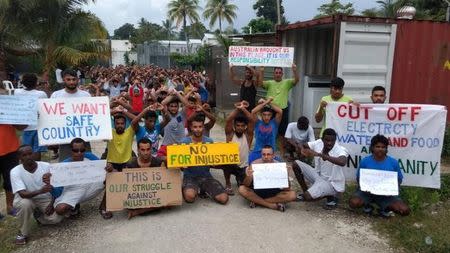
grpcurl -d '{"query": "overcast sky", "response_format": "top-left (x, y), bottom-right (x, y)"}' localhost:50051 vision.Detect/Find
top-left (83, 0), bottom-right (379, 35)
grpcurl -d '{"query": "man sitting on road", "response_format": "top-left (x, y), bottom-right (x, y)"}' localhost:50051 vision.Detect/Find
top-left (292, 128), bottom-right (348, 209)
top-left (10, 145), bottom-right (63, 245)
top-left (349, 134), bottom-right (410, 217)
top-left (180, 115), bottom-right (229, 205)
top-left (239, 145), bottom-right (296, 212)
top-left (284, 116), bottom-right (315, 161)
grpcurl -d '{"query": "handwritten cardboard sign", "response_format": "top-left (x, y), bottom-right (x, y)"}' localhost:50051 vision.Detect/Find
top-left (228, 46), bottom-right (294, 67)
top-left (166, 142), bottom-right (240, 168)
top-left (50, 160), bottom-right (107, 187)
top-left (326, 103), bottom-right (447, 189)
top-left (0, 95), bottom-right (38, 125)
top-left (106, 167), bottom-right (182, 211)
top-left (37, 97), bottom-right (112, 145)
top-left (252, 163), bottom-right (289, 189)
top-left (359, 169), bottom-right (399, 196)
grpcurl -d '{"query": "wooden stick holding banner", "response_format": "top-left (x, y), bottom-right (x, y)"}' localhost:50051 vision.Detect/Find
top-left (228, 46), bottom-right (294, 67)
top-left (106, 167), bottom-right (182, 211)
top-left (252, 163), bottom-right (289, 189)
top-left (37, 96), bottom-right (112, 146)
top-left (166, 142), bottom-right (240, 168)
top-left (50, 160), bottom-right (107, 187)
top-left (0, 95), bottom-right (38, 125)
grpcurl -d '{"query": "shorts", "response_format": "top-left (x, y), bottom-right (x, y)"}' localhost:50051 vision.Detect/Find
top-left (254, 188), bottom-right (282, 199)
top-left (221, 165), bottom-right (246, 185)
top-left (354, 189), bottom-right (402, 211)
top-left (0, 151), bottom-right (18, 191)
top-left (295, 161), bottom-right (338, 199)
top-left (111, 163), bottom-right (127, 172)
top-left (54, 182), bottom-right (104, 208)
top-left (278, 105), bottom-right (289, 136)
top-left (22, 130), bottom-right (47, 152)
top-left (183, 176), bottom-right (225, 198)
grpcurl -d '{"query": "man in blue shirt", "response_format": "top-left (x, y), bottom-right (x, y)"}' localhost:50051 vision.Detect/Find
top-left (181, 115), bottom-right (228, 205)
top-left (349, 134), bottom-right (410, 217)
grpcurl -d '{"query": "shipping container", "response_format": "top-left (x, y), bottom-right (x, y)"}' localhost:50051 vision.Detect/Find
top-left (276, 15), bottom-right (450, 125)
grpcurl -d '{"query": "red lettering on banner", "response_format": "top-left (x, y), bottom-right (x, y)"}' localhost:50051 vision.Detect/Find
top-left (337, 104), bottom-right (369, 120)
top-left (387, 106), bottom-right (421, 121)
top-left (43, 102), bottom-right (66, 115)
top-left (72, 103), bottom-right (108, 115)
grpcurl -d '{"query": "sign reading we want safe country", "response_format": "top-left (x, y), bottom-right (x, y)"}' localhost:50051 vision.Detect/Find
top-left (166, 142), bottom-right (240, 168)
top-left (326, 103), bottom-right (447, 189)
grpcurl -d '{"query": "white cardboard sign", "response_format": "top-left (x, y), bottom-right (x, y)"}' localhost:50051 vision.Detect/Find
top-left (359, 168), bottom-right (399, 196)
top-left (252, 162), bottom-right (289, 189)
top-left (50, 160), bottom-right (107, 187)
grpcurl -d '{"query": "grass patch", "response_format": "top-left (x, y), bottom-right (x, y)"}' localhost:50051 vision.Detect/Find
top-left (0, 216), bottom-right (19, 253)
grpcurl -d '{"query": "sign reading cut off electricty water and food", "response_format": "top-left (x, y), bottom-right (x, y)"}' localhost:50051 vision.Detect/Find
top-left (166, 142), bottom-right (240, 168)
top-left (326, 103), bottom-right (447, 189)
top-left (228, 46), bottom-right (294, 68)
top-left (106, 167), bottom-right (182, 211)
top-left (37, 97), bottom-right (112, 145)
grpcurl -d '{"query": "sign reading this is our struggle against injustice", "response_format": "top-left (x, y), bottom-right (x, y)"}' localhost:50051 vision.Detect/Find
top-left (37, 97), bottom-right (112, 145)
top-left (326, 103), bottom-right (447, 189)
top-left (166, 142), bottom-right (240, 168)
top-left (106, 167), bottom-right (182, 211)
top-left (228, 46), bottom-right (294, 68)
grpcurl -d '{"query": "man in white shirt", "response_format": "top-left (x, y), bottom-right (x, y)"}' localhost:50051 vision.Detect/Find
top-left (50, 69), bottom-right (91, 161)
top-left (284, 116), bottom-right (315, 161)
top-left (10, 145), bottom-right (63, 245)
top-left (292, 128), bottom-right (348, 209)
top-left (14, 73), bottom-right (48, 161)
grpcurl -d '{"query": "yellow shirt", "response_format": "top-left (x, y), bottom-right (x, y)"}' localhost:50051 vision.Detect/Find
top-left (107, 127), bottom-right (135, 164)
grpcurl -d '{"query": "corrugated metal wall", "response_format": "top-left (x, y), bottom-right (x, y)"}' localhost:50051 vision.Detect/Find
top-left (390, 21), bottom-right (450, 120)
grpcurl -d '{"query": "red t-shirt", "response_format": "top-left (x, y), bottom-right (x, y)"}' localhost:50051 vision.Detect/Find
top-left (0, 125), bottom-right (20, 156)
top-left (129, 85), bottom-right (144, 113)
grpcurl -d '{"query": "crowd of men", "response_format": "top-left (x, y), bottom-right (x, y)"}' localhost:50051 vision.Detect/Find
top-left (0, 64), bottom-right (410, 245)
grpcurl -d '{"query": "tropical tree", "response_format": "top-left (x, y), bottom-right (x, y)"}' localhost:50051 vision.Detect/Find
top-left (130, 18), bottom-right (165, 44)
top-left (162, 19), bottom-right (177, 40)
top-left (179, 22), bottom-right (208, 40)
top-left (203, 0), bottom-right (238, 33)
top-left (113, 23), bottom-right (136, 39)
top-left (361, 0), bottom-right (446, 21)
top-left (314, 0), bottom-right (355, 19)
top-left (168, 0), bottom-right (201, 53)
top-left (242, 18), bottom-right (274, 34)
top-left (253, 0), bottom-right (288, 24)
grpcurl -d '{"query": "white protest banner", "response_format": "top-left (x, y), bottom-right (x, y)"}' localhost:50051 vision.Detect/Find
top-left (326, 103), bottom-right (447, 189)
top-left (252, 163), bottom-right (289, 189)
top-left (50, 160), bottom-right (107, 187)
top-left (228, 46), bottom-right (294, 67)
top-left (37, 96), bottom-right (112, 145)
top-left (0, 95), bottom-right (38, 125)
top-left (359, 169), bottom-right (399, 196)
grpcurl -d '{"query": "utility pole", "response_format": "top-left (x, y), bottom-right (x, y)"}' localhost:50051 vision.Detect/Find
top-left (276, 0), bottom-right (281, 25)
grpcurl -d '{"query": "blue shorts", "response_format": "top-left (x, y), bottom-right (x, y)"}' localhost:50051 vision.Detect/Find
top-left (354, 189), bottom-right (402, 210)
top-left (22, 130), bottom-right (47, 153)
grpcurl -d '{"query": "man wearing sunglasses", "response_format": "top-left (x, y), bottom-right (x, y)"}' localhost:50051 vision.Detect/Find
top-left (43, 138), bottom-right (103, 218)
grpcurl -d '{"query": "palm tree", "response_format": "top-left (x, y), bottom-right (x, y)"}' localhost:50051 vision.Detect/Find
top-left (168, 0), bottom-right (201, 53)
top-left (203, 0), bottom-right (238, 33)
top-left (162, 19), bottom-right (176, 67)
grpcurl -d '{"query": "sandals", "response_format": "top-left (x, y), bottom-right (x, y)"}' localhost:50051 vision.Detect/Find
top-left (249, 201), bottom-right (256, 208)
top-left (99, 209), bottom-right (113, 220)
top-left (225, 187), bottom-right (235, 196)
top-left (276, 203), bottom-right (286, 212)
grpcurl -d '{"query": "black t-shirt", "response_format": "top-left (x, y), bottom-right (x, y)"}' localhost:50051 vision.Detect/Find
top-left (125, 157), bottom-right (163, 169)
top-left (240, 80), bottom-right (257, 111)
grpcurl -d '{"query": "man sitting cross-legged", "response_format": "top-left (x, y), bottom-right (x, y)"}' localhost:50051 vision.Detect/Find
top-left (238, 145), bottom-right (296, 212)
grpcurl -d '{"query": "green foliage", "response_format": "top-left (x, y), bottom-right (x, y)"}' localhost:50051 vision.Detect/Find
top-left (203, 0), bottom-right (238, 32)
top-left (253, 0), bottom-right (288, 24)
top-left (170, 45), bottom-right (210, 70)
top-left (442, 125), bottom-right (450, 158)
top-left (361, 0), bottom-right (447, 21)
top-left (168, 0), bottom-right (201, 52)
top-left (130, 18), bottom-right (165, 45)
top-left (113, 23), bottom-right (136, 39)
top-left (315, 0), bottom-right (355, 19)
top-left (242, 18), bottom-right (274, 34)
top-left (179, 22), bottom-right (208, 40)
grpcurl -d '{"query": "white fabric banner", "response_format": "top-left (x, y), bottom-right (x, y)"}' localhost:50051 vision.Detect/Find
top-left (326, 103), bottom-right (447, 189)
top-left (50, 160), bottom-right (107, 187)
top-left (0, 95), bottom-right (38, 125)
top-left (37, 96), bottom-right (112, 145)
top-left (228, 46), bottom-right (294, 67)
top-left (359, 169), bottom-right (399, 196)
top-left (252, 163), bottom-right (289, 189)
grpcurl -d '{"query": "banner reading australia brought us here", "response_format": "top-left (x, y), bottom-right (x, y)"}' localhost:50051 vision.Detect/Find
top-left (326, 103), bottom-right (447, 189)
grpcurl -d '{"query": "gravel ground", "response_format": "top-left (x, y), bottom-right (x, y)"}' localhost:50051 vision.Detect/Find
top-left (5, 124), bottom-right (394, 253)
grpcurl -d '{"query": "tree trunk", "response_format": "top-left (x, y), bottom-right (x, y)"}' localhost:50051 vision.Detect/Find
top-left (0, 50), bottom-right (7, 80)
top-left (219, 18), bottom-right (222, 34)
top-left (184, 15), bottom-right (190, 54)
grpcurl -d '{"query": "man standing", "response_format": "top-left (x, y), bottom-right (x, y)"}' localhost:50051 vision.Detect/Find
top-left (107, 114), bottom-right (135, 171)
top-left (284, 116), bottom-right (315, 161)
top-left (371, 86), bottom-right (387, 104)
top-left (293, 128), bottom-right (348, 209)
top-left (229, 65), bottom-right (259, 111)
top-left (50, 69), bottom-right (91, 162)
top-left (315, 77), bottom-right (353, 137)
top-left (14, 73), bottom-right (48, 161)
top-left (238, 145), bottom-right (296, 212)
top-left (223, 101), bottom-right (255, 195)
top-left (10, 145), bottom-right (63, 245)
top-left (258, 64), bottom-right (299, 155)
top-left (181, 115), bottom-right (228, 205)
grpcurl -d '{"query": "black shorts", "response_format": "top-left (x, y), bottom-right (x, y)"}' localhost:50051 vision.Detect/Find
top-left (222, 165), bottom-right (246, 185)
top-left (254, 188), bottom-right (282, 199)
top-left (183, 176), bottom-right (225, 198)
top-left (278, 106), bottom-right (289, 136)
top-left (0, 151), bottom-right (18, 191)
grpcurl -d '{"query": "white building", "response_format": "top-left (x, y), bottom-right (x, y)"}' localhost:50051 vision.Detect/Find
top-left (156, 39), bottom-right (203, 54)
top-left (110, 40), bottom-right (137, 66)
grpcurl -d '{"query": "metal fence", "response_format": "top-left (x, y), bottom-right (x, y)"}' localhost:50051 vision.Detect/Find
top-left (136, 42), bottom-right (170, 68)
